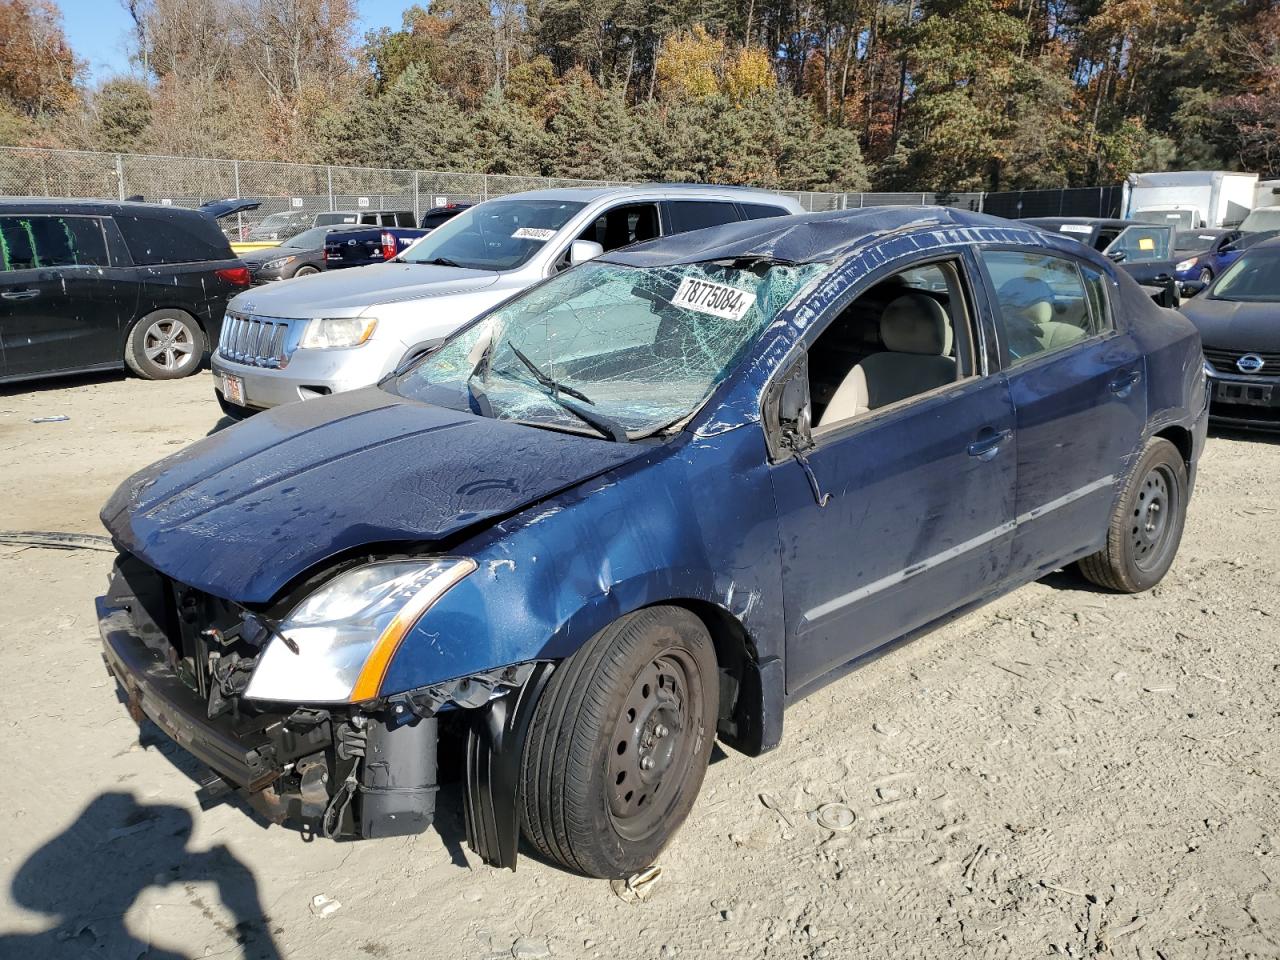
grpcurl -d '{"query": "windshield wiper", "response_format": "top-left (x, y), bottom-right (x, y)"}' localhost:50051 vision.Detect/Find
top-left (507, 341), bottom-right (596, 405)
top-left (423, 256), bottom-right (463, 268)
top-left (505, 341), bottom-right (628, 442)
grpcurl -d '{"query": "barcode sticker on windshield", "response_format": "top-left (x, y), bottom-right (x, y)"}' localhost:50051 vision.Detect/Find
top-left (513, 227), bottom-right (556, 241)
top-left (672, 277), bottom-right (757, 321)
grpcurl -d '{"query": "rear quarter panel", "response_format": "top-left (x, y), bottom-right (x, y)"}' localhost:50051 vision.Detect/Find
top-left (1116, 270), bottom-right (1208, 465)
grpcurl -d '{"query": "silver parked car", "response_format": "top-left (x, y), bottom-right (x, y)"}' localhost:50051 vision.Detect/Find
top-left (212, 185), bottom-right (803, 416)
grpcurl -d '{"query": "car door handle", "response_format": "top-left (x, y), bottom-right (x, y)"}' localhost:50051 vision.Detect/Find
top-left (1, 289), bottom-right (39, 301)
top-left (967, 428), bottom-right (1012, 460)
top-left (1109, 369), bottom-right (1141, 395)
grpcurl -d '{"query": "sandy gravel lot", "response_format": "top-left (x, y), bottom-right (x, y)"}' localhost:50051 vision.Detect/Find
top-left (0, 370), bottom-right (1276, 960)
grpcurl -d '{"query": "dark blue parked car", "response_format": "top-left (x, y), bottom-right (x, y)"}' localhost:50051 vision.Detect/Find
top-left (1173, 228), bottom-right (1280, 292)
top-left (97, 207), bottom-right (1208, 878)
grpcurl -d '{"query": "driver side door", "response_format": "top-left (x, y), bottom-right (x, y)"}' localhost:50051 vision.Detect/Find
top-left (767, 249), bottom-right (1017, 696)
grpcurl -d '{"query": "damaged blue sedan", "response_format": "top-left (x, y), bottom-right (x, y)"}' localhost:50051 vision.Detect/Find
top-left (98, 207), bottom-right (1208, 878)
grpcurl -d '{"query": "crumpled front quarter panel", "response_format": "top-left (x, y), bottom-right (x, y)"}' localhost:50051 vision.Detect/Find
top-left (379, 425), bottom-right (784, 695)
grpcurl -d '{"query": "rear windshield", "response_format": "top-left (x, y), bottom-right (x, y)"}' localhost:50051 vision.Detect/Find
top-left (115, 210), bottom-right (232, 265)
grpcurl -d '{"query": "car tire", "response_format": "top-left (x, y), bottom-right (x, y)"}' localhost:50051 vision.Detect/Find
top-left (1078, 438), bottom-right (1188, 593)
top-left (519, 606), bottom-right (718, 878)
top-left (293, 265), bottom-right (320, 277)
top-left (125, 309), bottom-right (205, 380)
top-left (1198, 267), bottom-right (1213, 285)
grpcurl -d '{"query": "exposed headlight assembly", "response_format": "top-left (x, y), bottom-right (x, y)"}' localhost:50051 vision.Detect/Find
top-left (1175, 258), bottom-right (1197, 272)
top-left (244, 559), bottom-right (476, 704)
top-left (299, 317), bottom-right (378, 350)
top-left (262, 255), bottom-right (297, 271)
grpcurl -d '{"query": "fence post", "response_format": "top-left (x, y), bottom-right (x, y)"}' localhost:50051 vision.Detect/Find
top-left (233, 159), bottom-right (243, 237)
top-left (327, 166), bottom-right (334, 212)
top-left (978, 192), bottom-right (985, 213)
top-left (414, 170), bottom-right (420, 220)
top-left (115, 154), bottom-right (125, 200)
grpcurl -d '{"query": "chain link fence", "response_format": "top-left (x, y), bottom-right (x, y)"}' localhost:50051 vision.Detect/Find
top-left (0, 146), bottom-right (1117, 234)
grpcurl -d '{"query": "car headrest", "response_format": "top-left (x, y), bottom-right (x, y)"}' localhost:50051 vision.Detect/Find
top-left (998, 277), bottom-right (1055, 325)
top-left (881, 294), bottom-right (950, 356)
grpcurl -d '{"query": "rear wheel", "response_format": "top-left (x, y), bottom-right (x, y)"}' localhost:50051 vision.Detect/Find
top-left (293, 265), bottom-right (320, 277)
top-left (519, 607), bottom-right (717, 878)
top-left (1079, 437), bottom-right (1187, 593)
top-left (125, 309), bottom-right (205, 380)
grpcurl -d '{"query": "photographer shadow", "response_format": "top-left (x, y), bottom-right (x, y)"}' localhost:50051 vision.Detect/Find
top-left (0, 791), bottom-right (281, 960)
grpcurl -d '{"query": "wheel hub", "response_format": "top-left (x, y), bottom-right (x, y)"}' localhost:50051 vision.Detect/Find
top-left (1130, 465), bottom-right (1174, 567)
top-left (607, 654), bottom-right (692, 838)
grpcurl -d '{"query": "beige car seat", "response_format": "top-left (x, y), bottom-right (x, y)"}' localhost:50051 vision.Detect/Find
top-left (818, 293), bottom-right (957, 427)
top-left (998, 277), bottom-right (1086, 353)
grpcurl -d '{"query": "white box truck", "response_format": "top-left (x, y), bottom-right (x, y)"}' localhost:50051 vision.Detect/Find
top-left (1123, 171), bottom-right (1258, 230)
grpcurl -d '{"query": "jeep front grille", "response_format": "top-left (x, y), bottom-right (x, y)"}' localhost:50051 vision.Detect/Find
top-left (219, 314), bottom-right (298, 368)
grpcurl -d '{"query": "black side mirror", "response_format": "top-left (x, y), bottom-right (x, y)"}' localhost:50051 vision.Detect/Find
top-left (1106, 250), bottom-right (1127, 264)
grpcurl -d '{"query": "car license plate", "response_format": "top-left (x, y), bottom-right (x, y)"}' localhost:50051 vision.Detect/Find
top-left (1215, 381), bottom-right (1273, 407)
top-left (221, 374), bottom-right (245, 406)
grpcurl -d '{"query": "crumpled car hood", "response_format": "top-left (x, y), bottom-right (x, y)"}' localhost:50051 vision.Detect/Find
top-left (229, 263), bottom-right (500, 316)
top-left (102, 388), bottom-right (647, 603)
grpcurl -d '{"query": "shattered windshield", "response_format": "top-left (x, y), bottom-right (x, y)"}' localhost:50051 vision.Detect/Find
top-left (395, 259), bottom-right (829, 438)
top-left (399, 198), bottom-right (586, 272)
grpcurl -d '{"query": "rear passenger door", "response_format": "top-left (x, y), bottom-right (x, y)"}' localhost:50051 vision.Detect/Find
top-left (976, 248), bottom-right (1146, 577)
top-left (0, 214), bottom-right (129, 378)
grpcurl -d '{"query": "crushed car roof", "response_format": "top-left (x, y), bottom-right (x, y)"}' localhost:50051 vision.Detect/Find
top-left (601, 205), bottom-right (1013, 267)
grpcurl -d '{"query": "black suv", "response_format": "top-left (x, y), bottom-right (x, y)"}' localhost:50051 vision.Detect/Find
top-left (0, 199), bottom-right (250, 384)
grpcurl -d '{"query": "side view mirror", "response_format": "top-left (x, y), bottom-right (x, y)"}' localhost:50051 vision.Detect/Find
top-left (1220, 243), bottom-right (1236, 254)
top-left (1106, 250), bottom-right (1128, 264)
top-left (764, 355), bottom-right (813, 463)
top-left (569, 239), bottom-right (604, 265)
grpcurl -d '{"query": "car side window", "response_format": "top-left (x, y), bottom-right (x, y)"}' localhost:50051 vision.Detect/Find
top-left (556, 203), bottom-right (661, 272)
top-left (806, 258), bottom-right (976, 432)
top-left (981, 250), bottom-right (1103, 366)
top-left (666, 201), bottom-right (740, 234)
top-left (1080, 265), bottom-right (1113, 335)
top-left (740, 202), bottom-right (791, 220)
top-left (0, 215), bottom-right (110, 271)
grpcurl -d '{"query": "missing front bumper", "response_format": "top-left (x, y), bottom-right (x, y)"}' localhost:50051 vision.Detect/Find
top-left (98, 589), bottom-right (554, 866)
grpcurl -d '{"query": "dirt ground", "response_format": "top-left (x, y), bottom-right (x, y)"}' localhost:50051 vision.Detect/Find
top-left (0, 369), bottom-right (1276, 960)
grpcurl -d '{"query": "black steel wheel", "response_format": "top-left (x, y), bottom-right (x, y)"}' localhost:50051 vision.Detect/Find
top-left (1079, 437), bottom-right (1188, 593)
top-left (520, 607), bottom-right (717, 878)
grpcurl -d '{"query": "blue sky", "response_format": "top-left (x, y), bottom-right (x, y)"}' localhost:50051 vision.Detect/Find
top-left (55, 1), bottom-right (408, 84)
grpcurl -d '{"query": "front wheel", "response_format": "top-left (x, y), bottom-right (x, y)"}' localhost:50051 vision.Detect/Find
top-left (293, 265), bottom-right (320, 278)
top-left (1197, 267), bottom-right (1213, 286)
top-left (1078, 437), bottom-right (1188, 593)
top-left (519, 607), bottom-right (718, 878)
top-left (125, 309), bottom-right (205, 380)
